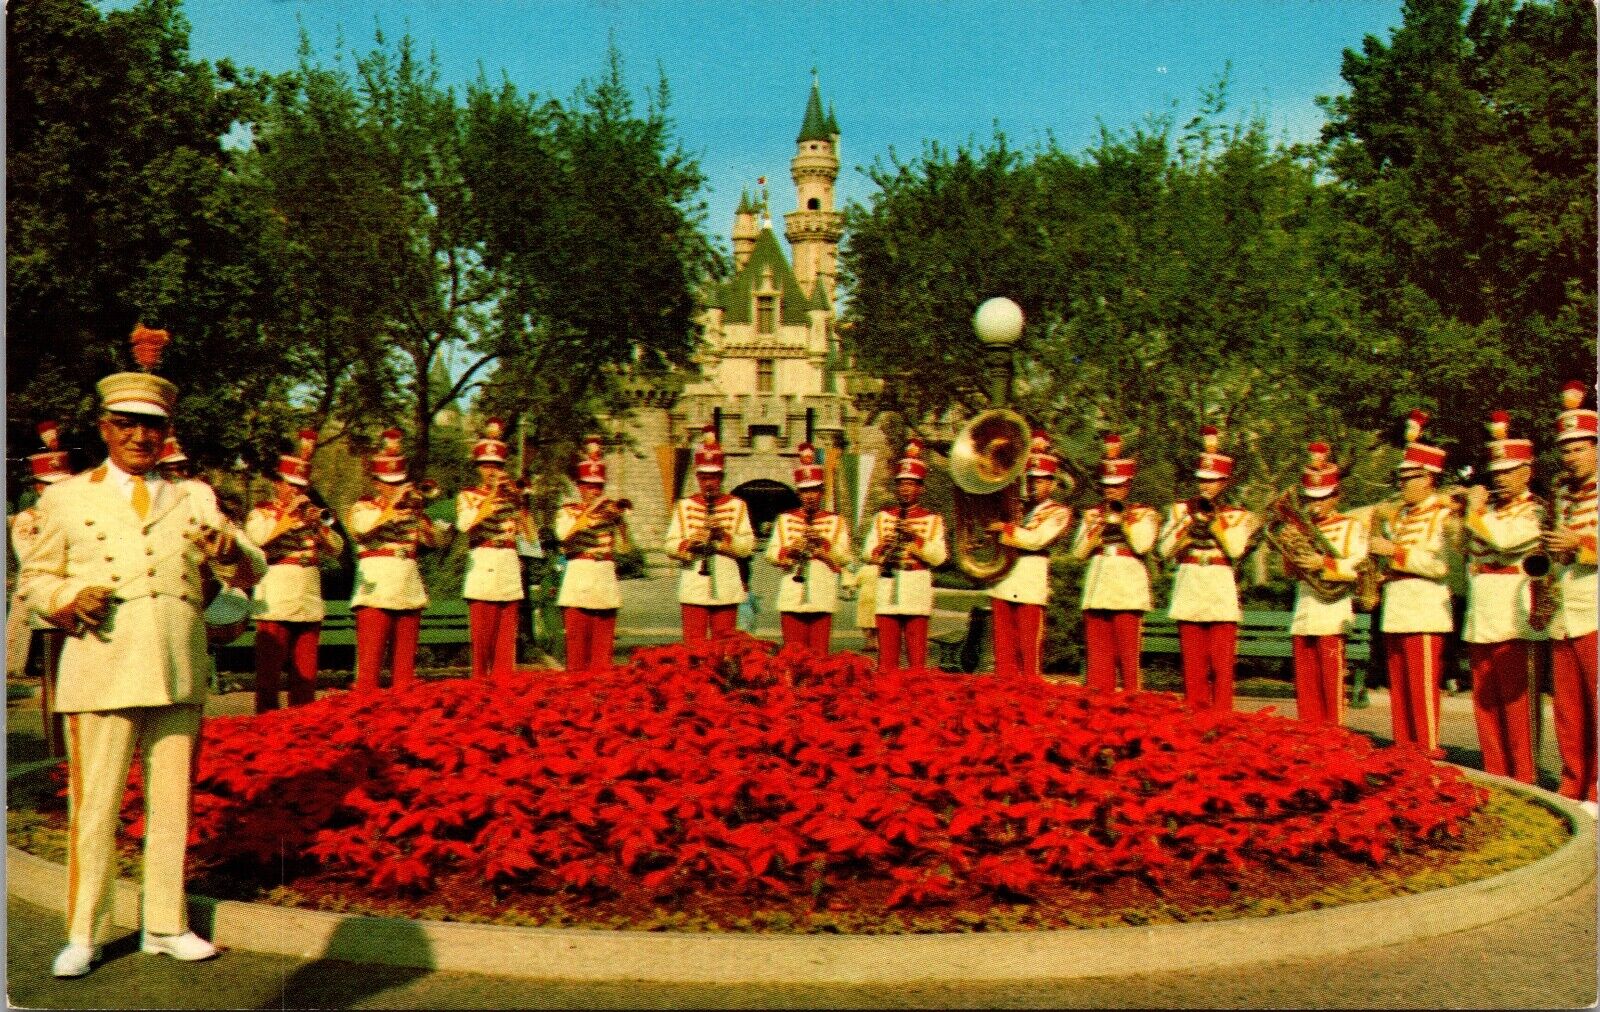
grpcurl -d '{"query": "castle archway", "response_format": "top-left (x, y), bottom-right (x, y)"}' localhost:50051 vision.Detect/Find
top-left (730, 478), bottom-right (799, 545)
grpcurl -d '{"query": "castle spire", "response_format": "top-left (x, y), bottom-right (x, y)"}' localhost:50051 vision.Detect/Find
top-left (797, 70), bottom-right (830, 143)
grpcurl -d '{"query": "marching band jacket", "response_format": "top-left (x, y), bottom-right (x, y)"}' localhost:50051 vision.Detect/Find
top-left (455, 487), bottom-right (531, 603)
top-left (863, 506), bottom-right (949, 617)
top-left (766, 507), bottom-right (853, 614)
top-left (1549, 478), bottom-right (1598, 641)
top-left (989, 499), bottom-right (1074, 606)
top-left (9, 507), bottom-right (56, 632)
top-left (1156, 501), bottom-right (1258, 623)
top-left (1070, 502), bottom-right (1160, 612)
top-left (1463, 490), bottom-right (1548, 644)
top-left (16, 462), bottom-right (263, 712)
top-left (554, 501), bottom-right (628, 610)
top-left (348, 497), bottom-right (448, 611)
top-left (664, 493), bottom-right (755, 607)
top-left (1377, 492), bottom-right (1457, 634)
top-left (244, 499), bottom-right (343, 623)
top-left (1288, 512), bottom-right (1369, 637)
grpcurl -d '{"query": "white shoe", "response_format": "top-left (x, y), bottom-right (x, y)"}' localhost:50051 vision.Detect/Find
top-left (140, 931), bottom-right (218, 961)
top-left (1579, 800), bottom-right (1598, 820)
top-left (52, 943), bottom-right (98, 978)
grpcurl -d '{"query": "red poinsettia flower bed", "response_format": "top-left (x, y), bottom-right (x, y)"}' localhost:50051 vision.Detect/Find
top-left (117, 637), bottom-right (1484, 915)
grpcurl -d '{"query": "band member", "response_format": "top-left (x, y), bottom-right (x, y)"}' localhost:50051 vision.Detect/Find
top-left (1281, 444), bottom-right (1369, 725)
top-left (555, 435), bottom-right (630, 671)
top-left (1367, 412), bottom-right (1456, 758)
top-left (455, 419), bottom-right (533, 680)
top-left (156, 435), bottom-right (193, 482)
top-left (766, 443), bottom-right (852, 652)
top-left (244, 429), bottom-right (342, 712)
top-left (1460, 411), bottom-right (1547, 784)
top-left (17, 326), bottom-right (263, 977)
top-left (1070, 433), bottom-right (1159, 692)
top-left (8, 422), bottom-right (75, 755)
top-left (1156, 426), bottom-right (1258, 711)
top-left (986, 430), bottom-right (1074, 679)
top-left (1547, 382), bottom-right (1597, 808)
top-left (863, 439), bottom-right (949, 672)
top-left (664, 426), bottom-right (754, 641)
top-left (347, 429), bottom-right (448, 694)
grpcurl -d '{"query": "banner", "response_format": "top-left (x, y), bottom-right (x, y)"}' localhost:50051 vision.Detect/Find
top-left (657, 444), bottom-right (690, 506)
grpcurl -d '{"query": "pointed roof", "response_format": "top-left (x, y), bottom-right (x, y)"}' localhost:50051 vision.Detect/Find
top-left (797, 74), bottom-right (830, 143)
top-left (709, 227), bottom-right (821, 325)
top-left (736, 190), bottom-right (753, 215)
top-left (826, 102), bottom-right (840, 136)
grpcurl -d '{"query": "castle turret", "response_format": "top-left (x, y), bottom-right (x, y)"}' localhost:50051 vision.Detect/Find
top-left (732, 190), bottom-right (759, 269)
top-left (785, 73), bottom-right (845, 304)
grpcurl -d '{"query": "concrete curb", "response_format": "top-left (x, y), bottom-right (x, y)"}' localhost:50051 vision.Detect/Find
top-left (7, 770), bottom-right (1592, 984)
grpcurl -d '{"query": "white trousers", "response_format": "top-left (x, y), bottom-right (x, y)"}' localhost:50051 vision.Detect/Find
top-left (63, 704), bottom-right (200, 945)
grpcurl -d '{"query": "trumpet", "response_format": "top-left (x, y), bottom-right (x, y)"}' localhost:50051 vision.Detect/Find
top-left (396, 479), bottom-right (442, 510)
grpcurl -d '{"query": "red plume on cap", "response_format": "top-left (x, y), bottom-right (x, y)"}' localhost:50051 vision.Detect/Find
top-left (797, 442), bottom-right (816, 464)
top-left (1405, 410), bottom-right (1429, 443)
top-left (37, 421), bottom-right (60, 451)
top-left (1103, 433), bottom-right (1123, 458)
top-left (1562, 382), bottom-right (1587, 410)
top-left (1200, 425), bottom-right (1219, 453)
top-left (701, 425), bottom-right (718, 447)
top-left (483, 417), bottom-right (504, 440)
top-left (583, 434), bottom-right (604, 458)
top-left (129, 324), bottom-right (170, 371)
top-left (381, 428), bottom-right (403, 454)
top-left (903, 437), bottom-right (923, 459)
top-left (1307, 442), bottom-right (1330, 468)
top-left (297, 429), bottom-right (318, 457)
top-left (1030, 428), bottom-right (1050, 453)
top-left (1487, 411), bottom-right (1510, 440)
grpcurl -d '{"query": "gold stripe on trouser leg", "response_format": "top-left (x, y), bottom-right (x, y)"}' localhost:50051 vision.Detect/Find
top-left (64, 712), bottom-right (81, 936)
top-left (1335, 636), bottom-right (1347, 726)
top-left (1421, 634), bottom-right (1438, 753)
top-left (140, 704), bottom-right (201, 936)
top-left (66, 710), bottom-right (139, 946)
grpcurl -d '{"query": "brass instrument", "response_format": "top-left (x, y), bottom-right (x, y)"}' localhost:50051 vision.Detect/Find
top-left (1260, 488), bottom-right (1356, 605)
top-left (1525, 493), bottom-right (1556, 632)
top-left (789, 507), bottom-right (829, 584)
top-left (949, 408), bottom-right (1030, 582)
top-left (1096, 499), bottom-right (1129, 546)
top-left (563, 495), bottom-right (631, 554)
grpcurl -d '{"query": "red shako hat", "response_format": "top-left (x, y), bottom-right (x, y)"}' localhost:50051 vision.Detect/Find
top-left (1194, 425), bottom-right (1234, 480)
top-left (1398, 410), bottom-right (1447, 475)
top-left (277, 429), bottom-right (318, 486)
top-left (28, 421), bottom-right (71, 484)
top-left (1099, 432), bottom-right (1136, 485)
top-left (157, 436), bottom-right (189, 466)
top-left (1556, 381), bottom-right (1598, 444)
top-left (793, 442), bottom-right (824, 489)
top-left (576, 434), bottom-right (607, 484)
top-left (1025, 428), bottom-right (1060, 478)
top-left (1300, 442), bottom-right (1340, 498)
top-left (694, 425), bottom-right (725, 474)
top-left (473, 418), bottom-right (509, 464)
top-left (894, 438), bottom-right (927, 482)
top-left (1484, 410), bottom-right (1534, 472)
top-left (370, 428), bottom-right (409, 483)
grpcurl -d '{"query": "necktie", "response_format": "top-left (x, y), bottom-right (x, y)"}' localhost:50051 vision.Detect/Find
top-left (131, 475), bottom-right (150, 520)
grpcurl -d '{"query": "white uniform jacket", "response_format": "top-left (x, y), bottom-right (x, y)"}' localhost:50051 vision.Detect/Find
top-left (1549, 479), bottom-right (1598, 641)
top-left (1288, 512), bottom-right (1369, 637)
top-left (16, 462), bottom-right (264, 712)
top-left (766, 508), bottom-right (852, 614)
top-left (348, 497), bottom-right (448, 611)
top-left (988, 500), bottom-right (1074, 606)
top-left (10, 507), bottom-right (57, 632)
top-left (244, 500), bottom-right (343, 622)
top-left (1157, 501), bottom-right (1258, 623)
top-left (1463, 490), bottom-right (1548, 644)
top-left (863, 506), bottom-right (949, 617)
top-left (1377, 493), bottom-right (1457, 634)
top-left (554, 501), bottom-right (628, 610)
top-left (1070, 502), bottom-right (1160, 612)
top-left (664, 494), bottom-right (755, 606)
top-left (455, 488), bottom-right (531, 603)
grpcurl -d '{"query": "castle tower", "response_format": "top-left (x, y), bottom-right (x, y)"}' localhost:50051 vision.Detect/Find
top-left (731, 190), bottom-right (759, 269)
top-left (784, 73), bottom-right (845, 305)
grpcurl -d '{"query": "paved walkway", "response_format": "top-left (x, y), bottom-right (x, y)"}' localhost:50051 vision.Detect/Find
top-left (6, 611), bottom-right (1596, 1008)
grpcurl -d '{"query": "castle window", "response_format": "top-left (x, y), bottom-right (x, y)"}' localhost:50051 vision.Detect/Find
top-left (807, 198), bottom-right (820, 210)
top-left (757, 358), bottom-right (775, 393)
top-left (756, 295), bottom-right (777, 334)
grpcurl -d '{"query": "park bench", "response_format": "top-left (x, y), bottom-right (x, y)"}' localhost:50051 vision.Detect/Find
top-left (219, 599), bottom-right (472, 650)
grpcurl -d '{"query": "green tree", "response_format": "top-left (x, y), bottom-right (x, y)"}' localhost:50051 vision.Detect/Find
top-left (7, 0), bottom-right (284, 476)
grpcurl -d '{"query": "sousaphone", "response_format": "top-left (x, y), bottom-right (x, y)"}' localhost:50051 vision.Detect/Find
top-left (948, 408), bottom-right (1031, 582)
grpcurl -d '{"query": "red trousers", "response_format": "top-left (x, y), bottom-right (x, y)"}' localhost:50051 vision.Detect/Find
top-left (780, 612), bottom-right (832, 653)
top-left (1293, 634), bottom-right (1346, 725)
top-left (1387, 632), bottom-right (1444, 757)
top-left (254, 620), bottom-right (321, 713)
top-left (1177, 621), bottom-right (1236, 711)
top-left (1552, 632), bottom-right (1597, 801)
top-left (353, 607), bottom-right (421, 695)
top-left (1470, 640), bottom-right (1538, 784)
top-left (563, 607), bottom-right (618, 672)
top-left (681, 604), bottom-right (738, 642)
top-left (468, 600), bottom-right (520, 679)
top-left (877, 615), bottom-right (930, 673)
top-left (1084, 610), bottom-right (1142, 692)
top-left (991, 600), bottom-right (1044, 679)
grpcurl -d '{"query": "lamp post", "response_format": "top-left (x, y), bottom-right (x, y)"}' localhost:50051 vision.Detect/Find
top-left (972, 297), bottom-right (1024, 408)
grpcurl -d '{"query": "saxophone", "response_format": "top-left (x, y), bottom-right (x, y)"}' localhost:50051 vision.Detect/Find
top-left (1526, 493), bottom-right (1556, 632)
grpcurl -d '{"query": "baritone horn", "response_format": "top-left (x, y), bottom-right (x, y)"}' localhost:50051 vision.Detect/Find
top-left (949, 408), bottom-right (1031, 583)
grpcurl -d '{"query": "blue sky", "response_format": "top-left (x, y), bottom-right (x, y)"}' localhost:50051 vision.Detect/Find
top-left (175, 1), bottom-right (1405, 252)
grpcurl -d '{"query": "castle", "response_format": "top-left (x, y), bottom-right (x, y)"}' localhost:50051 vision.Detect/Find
top-left (603, 76), bottom-right (891, 557)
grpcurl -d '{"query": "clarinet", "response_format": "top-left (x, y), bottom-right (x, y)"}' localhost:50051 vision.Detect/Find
top-left (697, 514), bottom-right (723, 577)
top-left (791, 506), bottom-right (818, 584)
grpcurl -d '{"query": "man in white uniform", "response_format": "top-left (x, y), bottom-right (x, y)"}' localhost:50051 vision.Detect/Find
top-left (863, 439), bottom-right (949, 672)
top-left (767, 443), bottom-right (852, 653)
top-left (19, 328), bottom-right (264, 977)
top-left (1546, 382), bottom-right (1597, 808)
top-left (1070, 433), bottom-right (1159, 692)
top-left (986, 430), bottom-right (1073, 679)
top-left (555, 435), bottom-right (630, 670)
top-left (9, 421), bottom-right (75, 755)
top-left (455, 419), bottom-right (532, 680)
top-left (664, 427), bottom-right (754, 642)
top-left (244, 428), bottom-right (342, 712)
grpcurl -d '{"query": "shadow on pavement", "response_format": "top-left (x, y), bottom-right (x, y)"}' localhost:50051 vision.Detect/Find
top-left (253, 915), bottom-right (434, 1009)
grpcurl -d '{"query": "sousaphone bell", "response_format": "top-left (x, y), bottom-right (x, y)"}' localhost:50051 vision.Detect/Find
top-left (948, 408), bottom-right (1031, 582)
